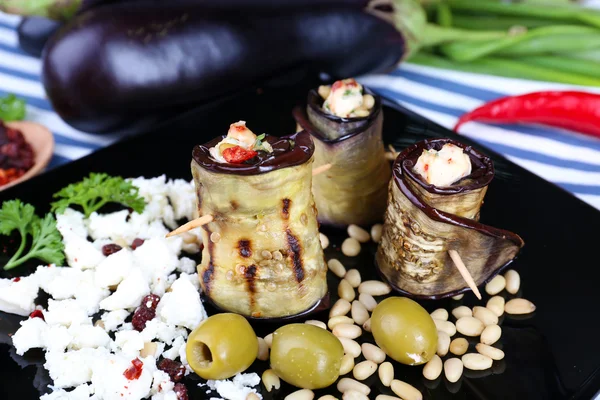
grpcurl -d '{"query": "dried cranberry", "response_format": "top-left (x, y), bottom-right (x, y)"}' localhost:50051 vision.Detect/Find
top-left (131, 238), bottom-right (145, 250)
top-left (12, 277), bottom-right (20, 282)
top-left (29, 309), bottom-right (44, 320)
top-left (123, 358), bottom-right (144, 380)
top-left (1, 143), bottom-right (18, 158)
top-left (173, 383), bottom-right (188, 400)
top-left (158, 359), bottom-right (186, 383)
top-left (132, 307), bottom-right (155, 332)
top-left (142, 294), bottom-right (161, 310)
top-left (102, 244), bottom-right (123, 256)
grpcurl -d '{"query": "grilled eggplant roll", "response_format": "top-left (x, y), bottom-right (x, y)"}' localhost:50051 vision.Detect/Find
top-left (376, 138), bottom-right (524, 299)
top-left (293, 79), bottom-right (391, 226)
top-left (191, 123), bottom-right (327, 318)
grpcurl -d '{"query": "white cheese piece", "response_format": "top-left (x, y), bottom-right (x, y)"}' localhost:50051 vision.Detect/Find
top-left (99, 268), bottom-right (150, 311)
top-left (150, 370), bottom-right (174, 396)
top-left (46, 325), bottom-right (74, 353)
top-left (177, 258), bottom-right (197, 275)
top-left (161, 336), bottom-right (185, 361)
top-left (156, 276), bottom-right (206, 330)
top-left (0, 276), bottom-right (39, 316)
top-left (133, 238), bottom-right (180, 281)
top-left (91, 354), bottom-right (156, 400)
top-left (152, 391), bottom-right (178, 400)
top-left (55, 208), bottom-right (87, 239)
top-left (323, 79), bottom-right (364, 118)
top-left (413, 143), bottom-right (472, 187)
top-left (73, 274), bottom-right (111, 316)
top-left (12, 317), bottom-right (48, 355)
top-left (45, 347), bottom-right (110, 389)
top-left (114, 330), bottom-right (145, 357)
top-left (94, 248), bottom-right (136, 288)
top-left (141, 319), bottom-right (188, 345)
top-left (206, 373), bottom-right (262, 400)
top-left (62, 233), bottom-right (106, 270)
top-left (40, 384), bottom-right (92, 400)
top-left (100, 310), bottom-right (130, 332)
top-left (119, 322), bottom-right (134, 332)
top-left (87, 210), bottom-right (131, 242)
top-left (35, 266), bottom-right (76, 299)
top-left (167, 179), bottom-right (196, 221)
top-left (68, 325), bottom-right (111, 350)
top-left (44, 299), bottom-right (91, 328)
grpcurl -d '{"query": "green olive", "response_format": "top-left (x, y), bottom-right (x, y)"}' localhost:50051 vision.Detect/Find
top-left (270, 324), bottom-right (343, 389)
top-left (371, 297), bottom-right (437, 366)
top-left (186, 313), bottom-right (258, 380)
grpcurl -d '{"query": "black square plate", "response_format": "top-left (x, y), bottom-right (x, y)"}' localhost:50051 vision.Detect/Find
top-left (1, 79), bottom-right (599, 400)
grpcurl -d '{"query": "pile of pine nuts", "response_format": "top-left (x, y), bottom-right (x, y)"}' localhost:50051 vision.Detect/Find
top-left (325, 223), bottom-right (383, 258)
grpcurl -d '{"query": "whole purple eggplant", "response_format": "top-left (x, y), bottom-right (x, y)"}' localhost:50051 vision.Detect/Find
top-left (42, 4), bottom-right (405, 134)
top-left (17, 17), bottom-right (62, 57)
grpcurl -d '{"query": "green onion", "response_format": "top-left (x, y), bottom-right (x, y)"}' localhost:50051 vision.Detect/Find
top-left (450, 14), bottom-right (556, 31)
top-left (519, 55), bottom-right (600, 79)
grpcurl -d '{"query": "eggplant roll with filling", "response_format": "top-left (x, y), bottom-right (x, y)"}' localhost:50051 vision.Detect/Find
top-left (293, 82), bottom-right (391, 226)
top-left (191, 131), bottom-right (327, 318)
top-left (376, 138), bottom-right (524, 299)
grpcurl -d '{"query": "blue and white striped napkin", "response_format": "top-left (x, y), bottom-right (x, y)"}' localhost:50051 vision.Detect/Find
top-left (0, 12), bottom-right (599, 210)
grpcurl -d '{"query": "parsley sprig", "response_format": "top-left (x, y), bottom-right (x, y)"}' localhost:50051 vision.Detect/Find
top-left (51, 173), bottom-right (146, 217)
top-left (0, 200), bottom-right (64, 270)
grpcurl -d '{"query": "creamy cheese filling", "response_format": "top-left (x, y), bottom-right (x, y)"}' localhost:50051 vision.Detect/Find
top-left (209, 121), bottom-right (273, 163)
top-left (413, 143), bottom-right (472, 187)
top-left (319, 78), bottom-right (375, 118)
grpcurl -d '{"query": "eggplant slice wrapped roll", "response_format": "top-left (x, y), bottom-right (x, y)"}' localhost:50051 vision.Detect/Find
top-left (293, 79), bottom-right (391, 226)
top-left (376, 138), bottom-right (524, 299)
top-left (191, 123), bottom-right (327, 318)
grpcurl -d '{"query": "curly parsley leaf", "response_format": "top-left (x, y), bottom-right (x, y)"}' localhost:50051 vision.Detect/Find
top-left (0, 94), bottom-right (26, 121)
top-left (51, 173), bottom-right (146, 217)
top-left (0, 200), bottom-right (64, 270)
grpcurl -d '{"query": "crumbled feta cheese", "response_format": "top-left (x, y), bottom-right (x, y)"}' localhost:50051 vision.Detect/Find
top-left (119, 322), bottom-right (134, 332)
top-left (55, 208), bottom-right (87, 239)
top-left (45, 299), bottom-right (91, 328)
top-left (134, 238), bottom-right (180, 282)
top-left (100, 268), bottom-right (150, 311)
top-left (114, 330), bottom-right (145, 357)
top-left (62, 233), bottom-right (106, 270)
top-left (323, 79), bottom-right (364, 118)
top-left (68, 325), bottom-right (111, 350)
top-left (12, 317), bottom-right (48, 355)
top-left (45, 347), bottom-right (110, 389)
top-left (46, 325), bottom-right (73, 353)
top-left (100, 310), bottom-right (130, 332)
top-left (94, 248), bottom-right (136, 288)
top-left (413, 143), bottom-right (472, 187)
top-left (206, 373), bottom-right (262, 400)
top-left (40, 384), bottom-right (92, 400)
top-left (167, 179), bottom-right (196, 221)
top-left (161, 336), bottom-right (185, 361)
top-left (156, 276), bottom-right (206, 330)
top-left (141, 319), bottom-right (187, 345)
top-left (0, 275), bottom-right (39, 316)
top-left (150, 370), bottom-right (174, 396)
top-left (177, 257), bottom-right (197, 275)
top-left (91, 354), bottom-right (156, 400)
top-left (87, 210), bottom-right (131, 242)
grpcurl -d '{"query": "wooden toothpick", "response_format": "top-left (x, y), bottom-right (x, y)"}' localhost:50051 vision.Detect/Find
top-left (448, 249), bottom-right (482, 300)
top-left (312, 163), bottom-right (332, 176)
top-left (166, 214), bottom-right (214, 237)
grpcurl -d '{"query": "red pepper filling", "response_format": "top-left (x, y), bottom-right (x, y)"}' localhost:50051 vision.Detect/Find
top-left (222, 146), bottom-right (257, 164)
top-left (29, 309), bottom-right (44, 320)
top-left (123, 358), bottom-right (144, 380)
top-left (12, 277), bottom-right (20, 282)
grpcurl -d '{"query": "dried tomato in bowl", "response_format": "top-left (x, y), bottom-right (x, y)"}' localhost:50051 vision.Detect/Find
top-left (0, 121), bottom-right (35, 186)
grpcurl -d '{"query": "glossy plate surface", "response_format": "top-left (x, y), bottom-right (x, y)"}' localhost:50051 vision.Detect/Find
top-left (0, 81), bottom-right (598, 400)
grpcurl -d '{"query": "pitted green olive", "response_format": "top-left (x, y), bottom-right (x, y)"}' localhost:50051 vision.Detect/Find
top-left (371, 297), bottom-right (437, 365)
top-left (270, 323), bottom-right (343, 389)
top-left (186, 313), bottom-right (258, 380)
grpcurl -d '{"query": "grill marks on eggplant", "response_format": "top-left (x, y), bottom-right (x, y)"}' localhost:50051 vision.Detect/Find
top-left (202, 232), bottom-right (216, 295)
top-left (244, 264), bottom-right (258, 311)
top-left (286, 229), bottom-right (305, 283)
top-left (238, 239), bottom-right (252, 258)
top-left (282, 198), bottom-right (291, 220)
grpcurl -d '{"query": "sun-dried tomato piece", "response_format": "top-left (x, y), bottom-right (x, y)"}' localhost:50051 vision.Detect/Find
top-left (173, 383), bottom-right (188, 400)
top-left (158, 358), bottom-right (186, 383)
top-left (102, 244), bottom-right (123, 256)
top-left (131, 238), bottom-right (145, 250)
top-left (222, 146), bottom-right (257, 164)
top-left (123, 358), bottom-right (144, 380)
top-left (29, 309), bottom-right (44, 320)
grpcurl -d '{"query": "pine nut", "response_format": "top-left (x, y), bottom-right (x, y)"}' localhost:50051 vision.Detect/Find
top-left (423, 354), bottom-right (442, 380)
top-left (257, 337), bottom-right (269, 361)
top-left (371, 224), bottom-right (383, 243)
top-left (485, 275), bottom-right (506, 296)
top-left (262, 369), bottom-right (281, 392)
top-left (444, 358), bottom-right (463, 383)
top-left (341, 238), bottom-right (361, 257)
top-left (353, 360), bottom-right (377, 380)
top-left (437, 330), bottom-right (450, 357)
top-left (476, 343), bottom-right (505, 360)
top-left (319, 233), bottom-right (329, 250)
top-left (345, 269), bottom-right (362, 288)
top-left (328, 316), bottom-right (355, 330)
top-left (452, 294), bottom-right (464, 300)
top-left (353, 109), bottom-right (370, 118)
top-left (452, 306), bottom-right (472, 320)
top-left (390, 379), bottom-right (422, 400)
top-left (376, 396), bottom-right (401, 400)
top-left (358, 280), bottom-right (391, 296)
top-left (342, 390), bottom-right (368, 400)
top-left (305, 320), bottom-right (327, 330)
top-left (338, 279), bottom-right (356, 302)
top-left (363, 94), bottom-right (376, 109)
top-left (462, 353), bottom-right (493, 370)
top-left (330, 299), bottom-right (352, 318)
top-left (264, 333), bottom-right (273, 347)
top-left (486, 296), bottom-right (505, 317)
top-left (285, 389), bottom-right (314, 400)
top-left (450, 338), bottom-right (469, 356)
top-left (504, 269), bottom-right (520, 294)
top-left (340, 354), bottom-right (355, 375)
top-left (473, 306), bottom-right (499, 326)
top-left (456, 317), bottom-right (484, 337)
top-left (480, 325), bottom-right (502, 345)
top-left (358, 293), bottom-right (377, 312)
top-left (337, 378), bottom-right (370, 395)
top-left (318, 85), bottom-right (331, 99)
top-left (434, 319), bottom-right (456, 337)
top-left (338, 337), bottom-right (362, 358)
top-left (140, 342), bottom-right (158, 358)
top-left (430, 308), bottom-right (448, 321)
top-left (247, 393), bottom-right (260, 400)
top-left (333, 324), bottom-right (362, 339)
top-left (362, 318), bottom-right (372, 332)
top-left (378, 362), bottom-right (394, 387)
top-left (361, 343), bottom-right (386, 364)
top-left (328, 259), bottom-right (347, 278)
top-left (318, 397), bottom-right (338, 400)
top-left (347, 225), bottom-right (370, 243)
top-left (210, 232), bottom-right (221, 243)
top-left (505, 298), bottom-right (536, 315)
top-left (351, 301), bottom-right (369, 325)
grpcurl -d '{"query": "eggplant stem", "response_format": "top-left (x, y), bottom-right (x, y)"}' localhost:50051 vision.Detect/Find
top-left (448, 249), bottom-right (482, 300)
top-left (166, 214), bottom-right (214, 237)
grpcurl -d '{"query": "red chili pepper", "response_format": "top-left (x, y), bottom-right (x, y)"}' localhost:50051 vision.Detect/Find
top-left (454, 91), bottom-right (600, 139)
top-left (29, 309), bottom-right (45, 320)
top-left (222, 146), bottom-right (257, 164)
top-left (123, 359), bottom-right (144, 380)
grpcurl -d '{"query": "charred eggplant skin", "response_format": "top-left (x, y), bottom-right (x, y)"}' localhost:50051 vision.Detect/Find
top-left (42, 4), bottom-right (405, 134)
top-left (17, 17), bottom-right (62, 58)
